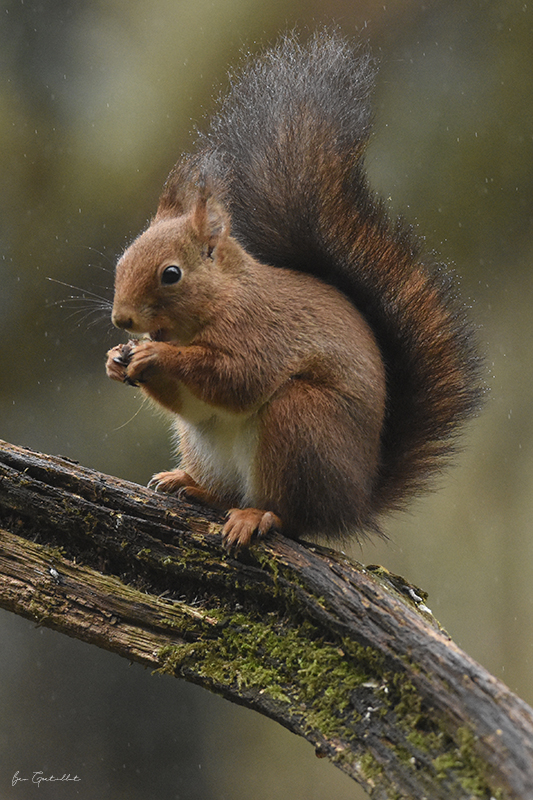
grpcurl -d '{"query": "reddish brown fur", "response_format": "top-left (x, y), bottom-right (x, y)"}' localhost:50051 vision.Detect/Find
top-left (107, 197), bottom-right (386, 546)
top-left (106, 32), bottom-right (481, 549)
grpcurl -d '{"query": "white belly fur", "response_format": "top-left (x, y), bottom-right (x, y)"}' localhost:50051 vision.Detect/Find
top-left (172, 384), bottom-right (260, 503)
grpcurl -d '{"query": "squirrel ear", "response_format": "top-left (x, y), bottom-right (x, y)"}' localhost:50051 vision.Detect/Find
top-left (156, 157), bottom-right (193, 218)
top-left (191, 184), bottom-right (231, 258)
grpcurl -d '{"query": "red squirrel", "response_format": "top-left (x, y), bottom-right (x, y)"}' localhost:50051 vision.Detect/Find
top-left (106, 31), bottom-right (482, 549)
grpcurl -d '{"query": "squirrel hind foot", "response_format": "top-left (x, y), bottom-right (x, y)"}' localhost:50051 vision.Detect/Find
top-left (148, 469), bottom-right (231, 511)
top-left (222, 508), bottom-right (281, 551)
top-left (148, 469), bottom-right (199, 494)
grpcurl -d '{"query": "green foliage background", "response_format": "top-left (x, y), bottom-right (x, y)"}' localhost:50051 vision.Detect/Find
top-left (1, 1), bottom-right (532, 797)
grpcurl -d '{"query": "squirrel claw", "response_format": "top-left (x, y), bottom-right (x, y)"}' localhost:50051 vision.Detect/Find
top-left (222, 508), bottom-right (281, 551)
top-left (148, 469), bottom-right (198, 494)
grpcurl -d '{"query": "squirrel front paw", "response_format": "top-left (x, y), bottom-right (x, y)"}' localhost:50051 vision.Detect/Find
top-left (106, 340), bottom-right (162, 386)
top-left (106, 342), bottom-right (136, 384)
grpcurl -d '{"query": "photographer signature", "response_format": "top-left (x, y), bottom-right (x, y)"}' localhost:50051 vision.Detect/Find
top-left (12, 771), bottom-right (81, 788)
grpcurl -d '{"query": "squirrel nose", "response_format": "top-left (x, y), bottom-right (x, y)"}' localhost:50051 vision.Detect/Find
top-left (112, 313), bottom-right (134, 331)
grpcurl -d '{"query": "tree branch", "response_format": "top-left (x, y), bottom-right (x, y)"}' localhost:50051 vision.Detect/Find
top-left (0, 439), bottom-right (531, 799)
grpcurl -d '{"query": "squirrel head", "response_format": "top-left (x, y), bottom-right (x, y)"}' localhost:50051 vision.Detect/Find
top-left (111, 191), bottom-right (234, 344)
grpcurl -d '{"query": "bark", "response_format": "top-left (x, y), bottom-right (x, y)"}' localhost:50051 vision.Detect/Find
top-left (0, 439), bottom-right (532, 800)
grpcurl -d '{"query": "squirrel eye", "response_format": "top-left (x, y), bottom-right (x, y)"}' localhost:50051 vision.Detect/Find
top-left (161, 265), bottom-right (183, 285)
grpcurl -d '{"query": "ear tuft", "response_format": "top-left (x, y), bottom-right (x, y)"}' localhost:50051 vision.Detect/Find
top-left (155, 157), bottom-right (194, 218)
top-left (191, 180), bottom-right (231, 256)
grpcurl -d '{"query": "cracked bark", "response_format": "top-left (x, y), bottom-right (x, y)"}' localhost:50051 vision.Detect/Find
top-left (0, 439), bottom-right (532, 800)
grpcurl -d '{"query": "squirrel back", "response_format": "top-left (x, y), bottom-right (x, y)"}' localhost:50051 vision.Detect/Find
top-left (157, 30), bottom-right (483, 519)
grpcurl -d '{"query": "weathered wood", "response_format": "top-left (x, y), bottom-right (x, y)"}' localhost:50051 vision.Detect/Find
top-left (0, 438), bottom-right (532, 799)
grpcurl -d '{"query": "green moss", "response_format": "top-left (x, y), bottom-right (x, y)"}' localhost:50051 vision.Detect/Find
top-left (156, 610), bottom-right (379, 741)
top-left (110, 544), bottom-right (498, 799)
top-left (432, 727), bottom-right (500, 797)
top-left (23, 527), bottom-right (502, 800)
top-left (253, 548), bottom-right (281, 583)
top-left (341, 637), bottom-right (387, 678)
top-left (61, 500), bottom-right (99, 533)
top-left (42, 544), bottom-right (67, 559)
top-left (358, 751), bottom-right (384, 783)
top-left (406, 728), bottom-right (444, 752)
top-left (374, 671), bottom-right (499, 796)
top-left (156, 602), bottom-right (500, 800)
top-left (390, 673), bottom-right (426, 729)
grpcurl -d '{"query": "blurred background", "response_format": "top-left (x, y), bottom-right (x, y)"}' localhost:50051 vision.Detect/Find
top-left (1, 0), bottom-right (532, 797)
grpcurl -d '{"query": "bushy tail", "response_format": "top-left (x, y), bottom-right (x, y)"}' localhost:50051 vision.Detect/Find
top-left (159, 30), bottom-right (483, 514)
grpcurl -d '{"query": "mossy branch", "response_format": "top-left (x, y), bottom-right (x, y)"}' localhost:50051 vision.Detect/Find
top-left (0, 439), bottom-right (532, 799)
